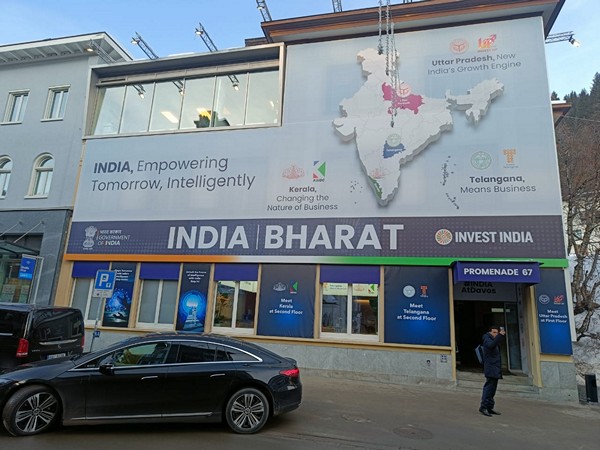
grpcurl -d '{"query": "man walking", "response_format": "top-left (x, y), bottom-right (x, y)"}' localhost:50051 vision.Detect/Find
top-left (479, 325), bottom-right (506, 417)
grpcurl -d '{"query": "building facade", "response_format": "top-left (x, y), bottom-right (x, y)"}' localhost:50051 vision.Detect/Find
top-left (55, 0), bottom-right (577, 400)
top-left (0, 34), bottom-right (130, 305)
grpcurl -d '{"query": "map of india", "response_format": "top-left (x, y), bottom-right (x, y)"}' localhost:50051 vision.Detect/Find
top-left (333, 48), bottom-right (504, 206)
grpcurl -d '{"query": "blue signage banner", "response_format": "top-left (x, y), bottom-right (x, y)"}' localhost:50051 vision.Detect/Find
top-left (453, 261), bottom-right (540, 284)
top-left (384, 266), bottom-right (451, 346)
top-left (536, 269), bottom-right (572, 355)
top-left (257, 264), bottom-right (316, 338)
top-left (102, 262), bottom-right (135, 328)
top-left (18, 255), bottom-right (37, 280)
top-left (176, 263), bottom-right (210, 332)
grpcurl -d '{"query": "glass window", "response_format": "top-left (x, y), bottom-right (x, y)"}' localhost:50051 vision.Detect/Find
top-left (30, 155), bottom-right (54, 197)
top-left (175, 341), bottom-right (215, 363)
top-left (93, 86), bottom-right (125, 135)
top-left (213, 280), bottom-right (257, 331)
top-left (180, 76), bottom-right (216, 130)
top-left (149, 80), bottom-right (183, 132)
top-left (245, 71), bottom-right (279, 125)
top-left (71, 278), bottom-right (94, 323)
top-left (321, 282), bottom-right (379, 338)
top-left (137, 279), bottom-right (178, 329)
top-left (4, 91), bottom-right (29, 123)
top-left (0, 157), bottom-right (12, 197)
top-left (212, 73), bottom-right (248, 127)
top-left (45, 86), bottom-right (69, 119)
top-left (110, 342), bottom-right (172, 366)
top-left (120, 83), bottom-right (154, 134)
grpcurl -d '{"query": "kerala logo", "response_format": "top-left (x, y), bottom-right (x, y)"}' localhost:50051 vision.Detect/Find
top-left (450, 38), bottom-right (469, 54)
top-left (289, 281), bottom-right (298, 294)
top-left (313, 161), bottom-right (326, 182)
top-left (538, 294), bottom-right (550, 305)
top-left (435, 229), bottom-right (453, 245)
top-left (478, 34), bottom-right (497, 52)
top-left (420, 285), bottom-right (429, 298)
top-left (282, 164), bottom-right (305, 180)
top-left (553, 295), bottom-right (565, 305)
top-left (273, 282), bottom-right (287, 292)
top-left (83, 226), bottom-right (98, 249)
top-left (471, 151), bottom-right (492, 170)
top-left (502, 148), bottom-right (517, 167)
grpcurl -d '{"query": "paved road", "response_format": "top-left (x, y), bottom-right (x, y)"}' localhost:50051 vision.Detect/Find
top-left (1, 374), bottom-right (599, 450)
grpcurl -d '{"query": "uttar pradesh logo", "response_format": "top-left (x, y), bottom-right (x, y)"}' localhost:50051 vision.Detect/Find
top-left (471, 151), bottom-right (492, 170)
top-left (450, 38), bottom-right (469, 54)
top-left (435, 229), bottom-right (453, 246)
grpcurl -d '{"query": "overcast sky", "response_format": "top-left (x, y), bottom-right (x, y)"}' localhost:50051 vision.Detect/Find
top-left (0, 0), bottom-right (596, 99)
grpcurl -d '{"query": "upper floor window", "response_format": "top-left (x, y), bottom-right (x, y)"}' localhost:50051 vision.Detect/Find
top-left (29, 154), bottom-right (54, 197)
top-left (3, 91), bottom-right (29, 123)
top-left (44, 86), bottom-right (69, 120)
top-left (0, 157), bottom-right (12, 197)
top-left (92, 69), bottom-right (280, 136)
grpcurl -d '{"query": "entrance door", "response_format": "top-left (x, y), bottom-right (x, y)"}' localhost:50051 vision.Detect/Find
top-left (454, 301), bottom-right (521, 373)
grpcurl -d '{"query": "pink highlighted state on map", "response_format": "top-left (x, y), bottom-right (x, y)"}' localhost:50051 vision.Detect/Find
top-left (381, 83), bottom-right (424, 114)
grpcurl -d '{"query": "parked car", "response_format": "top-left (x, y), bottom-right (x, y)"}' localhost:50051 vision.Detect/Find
top-left (0, 332), bottom-right (302, 436)
top-left (0, 303), bottom-right (84, 370)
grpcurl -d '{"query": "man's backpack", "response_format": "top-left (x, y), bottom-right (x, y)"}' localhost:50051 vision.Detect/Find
top-left (475, 344), bottom-right (484, 365)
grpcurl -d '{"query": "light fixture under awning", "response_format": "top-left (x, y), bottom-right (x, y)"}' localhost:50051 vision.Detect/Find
top-left (453, 261), bottom-right (540, 284)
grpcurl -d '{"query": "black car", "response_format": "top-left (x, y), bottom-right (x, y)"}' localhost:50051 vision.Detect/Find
top-left (0, 333), bottom-right (302, 436)
top-left (0, 303), bottom-right (84, 370)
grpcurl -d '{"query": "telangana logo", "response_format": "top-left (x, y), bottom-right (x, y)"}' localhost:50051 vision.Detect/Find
top-left (435, 229), bottom-right (453, 245)
top-left (538, 294), bottom-right (550, 305)
top-left (282, 164), bottom-right (305, 180)
top-left (419, 285), bottom-right (429, 298)
top-left (502, 148), bottom-right (517, 167)
top-left (83, 226), bottom-right (98, 249)
top-left (313, 161), bottom-right (326, 182)
top-left (471, 151), bottom-right (492, 170)
top-left (450, 38), bottom-right (469, 54)
top-left (478, 34), bottom-right (497, 52)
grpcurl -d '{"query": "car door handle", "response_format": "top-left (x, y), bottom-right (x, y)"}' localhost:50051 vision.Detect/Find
top-left (210, 373), bottom-right (226, 377)
top-left (141, 376), bottom-right (159, 380)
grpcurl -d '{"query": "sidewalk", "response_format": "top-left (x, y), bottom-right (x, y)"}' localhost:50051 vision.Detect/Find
top-left (288, 373), bottom-right (600, 450)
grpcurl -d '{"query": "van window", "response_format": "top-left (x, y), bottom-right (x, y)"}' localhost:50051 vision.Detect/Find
top-left (0, 310), bottom-right (28, 337)
top-left (30, 310), bottom-right (83, 344)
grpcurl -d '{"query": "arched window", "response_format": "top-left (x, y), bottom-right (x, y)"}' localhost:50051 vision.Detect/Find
top-left (30, 154), bottom-right (54, 197)
top-left (0, 157), bottom-right (12, 197)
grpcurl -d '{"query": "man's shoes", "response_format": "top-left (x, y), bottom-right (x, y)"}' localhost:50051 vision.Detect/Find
top-left (479, 407), bottom-right (492, 417)
top-left (487, 409), bottom-right (501, 415)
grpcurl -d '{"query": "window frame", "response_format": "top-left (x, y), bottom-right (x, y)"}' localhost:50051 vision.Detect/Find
top-left (0, 156), bottom-right (12, 198)
top-left (320, 282), bottom-right (380, 342)
top-left (3, 90), bottom-right (29, 123)
top-left (27, 154), bottom-right (54, 198)
top-left (136, 278), bottom-right (178, 330)
top-left (90, 65), bottom-right (281, 137)
top-left (212, 280), bottom-right (257, 335)
top-left (70, 277), bottom-right (96, 325)
top-left (43, 85), bottom-right (70, 120)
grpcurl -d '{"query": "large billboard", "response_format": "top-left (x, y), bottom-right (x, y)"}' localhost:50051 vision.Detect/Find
top-left (67, 17), bottom-right (566, 265)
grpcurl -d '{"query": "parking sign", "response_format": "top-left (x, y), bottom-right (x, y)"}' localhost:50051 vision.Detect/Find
top-left (93, 270), bottom-right (116, 298)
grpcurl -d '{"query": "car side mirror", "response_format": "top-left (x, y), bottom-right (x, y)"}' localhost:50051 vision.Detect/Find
top-left (99, 363), bottom-right (115, 376)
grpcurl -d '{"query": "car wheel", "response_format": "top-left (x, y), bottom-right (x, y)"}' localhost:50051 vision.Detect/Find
top-left (225, 387), bottom-right (270, 434)
top-left (2, 385), bottom-right (60, 436)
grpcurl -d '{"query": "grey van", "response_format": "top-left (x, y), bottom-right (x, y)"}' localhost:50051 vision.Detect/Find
top-left (0, 303), bottom-right (84, 370)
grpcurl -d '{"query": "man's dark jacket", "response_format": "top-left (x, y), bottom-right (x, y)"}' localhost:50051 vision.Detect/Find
top-left (482, 332), bottom-right (505, 379)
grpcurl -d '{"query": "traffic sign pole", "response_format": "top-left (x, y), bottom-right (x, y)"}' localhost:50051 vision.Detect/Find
top-left (89, 270), bottom-right (116, 352)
